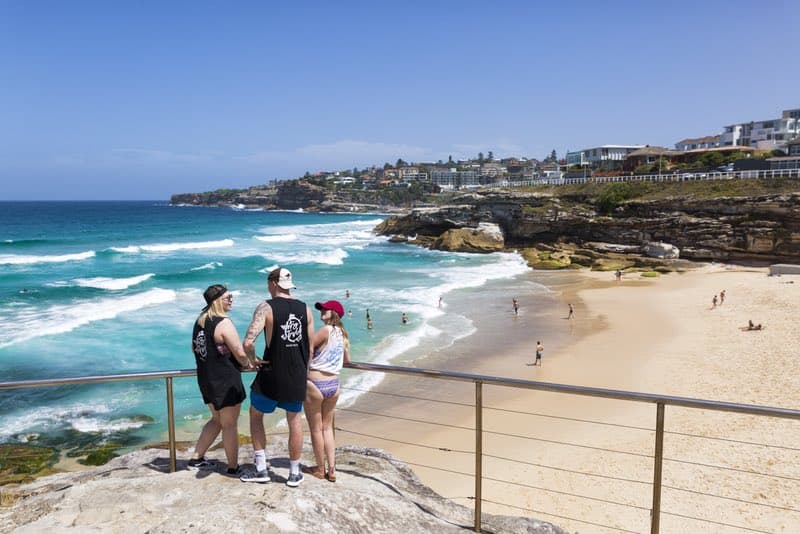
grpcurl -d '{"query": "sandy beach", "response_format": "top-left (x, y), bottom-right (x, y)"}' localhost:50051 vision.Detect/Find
top-left (334, 265), bottom-right (800, 533)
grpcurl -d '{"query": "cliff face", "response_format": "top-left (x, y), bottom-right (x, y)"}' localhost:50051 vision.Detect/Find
top-left (377, 192), bottom-right (800, 263)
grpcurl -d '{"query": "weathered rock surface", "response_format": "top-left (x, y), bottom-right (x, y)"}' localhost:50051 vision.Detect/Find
top-left (0, 444), bottom-right (565, 534)
top-left (376, 192), bottom-right (800, 267)
top-left (432, 223), bottom-right (505, 253)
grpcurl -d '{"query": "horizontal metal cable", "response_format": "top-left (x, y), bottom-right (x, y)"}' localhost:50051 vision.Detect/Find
top-left (484, 428), bottom-right (653, 459)
top-left (340, 385), bottom-right (474, 408)
top-left (481, 473), bottom-right (651, 512)
top-left (661, 510), bottom-right (774, 534)
top-left (338, 424), bottom-right (652, 487)
top-left (342, 385), bottom-right (799, 452)
top-left (663, 430), bottom-right (800, 452)
top-left (342, 384), bottom-right (655, 432)
top-left (480, 497), bottom-right (641, 534)
top-left (340, 406), bottom-right (651, 459)
top-left (663, 484), bottom-right (800, 514)
top-left (338, 407), bottom-right (474, 432)
top-left (482, 451), bottom-right (650, 486)
top-left (663, 456), bottom-right (800, 482)
top-left (483, 405), bottom-right (654, 432)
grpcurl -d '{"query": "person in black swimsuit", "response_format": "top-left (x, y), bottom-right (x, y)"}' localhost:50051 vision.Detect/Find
top-left (189, 284), bottom-right (252, 475)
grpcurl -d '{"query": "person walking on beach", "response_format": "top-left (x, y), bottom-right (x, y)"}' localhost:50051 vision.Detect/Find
top-left (567, 303), bottom-right (574, 319)
top-left (189, 285), bottom-right (252, 475)
top-left (512, 298), bottom-right (519, 316)
top-left (615, 270), bottom-right (622, 282)
top-left (719, 289), bottom-right (726, 305)
top-left (303, 299), bottom-right (351, 482)
top-left (535, 340), bottom-right (543, 366)
top-left (712, 294), bottom-right (718, 309)
top-left (241, 267), bottom-right (314, 487)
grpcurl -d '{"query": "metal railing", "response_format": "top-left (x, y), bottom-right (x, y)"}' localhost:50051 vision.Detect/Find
top-left (491, 167), bottom-right (800, 187)
top-left (2, 363), bottom-right (799, 533)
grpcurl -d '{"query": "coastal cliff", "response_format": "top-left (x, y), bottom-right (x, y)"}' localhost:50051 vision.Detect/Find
top-left (376, 188), bottom-right (800, 268)
top-left (0, 444), bottom-right (565, 533)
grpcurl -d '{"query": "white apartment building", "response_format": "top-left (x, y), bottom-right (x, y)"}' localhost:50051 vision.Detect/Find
top-left (398, 167), bottom-right (429, 182)
top-left (720, 108), bottom-right (800, 150)
top-left (674, 135), bottom-right (721, 151)
top-left (566, 145), bottom-right (644, 170)
top-left (431, 169), bottom-right (480, 189)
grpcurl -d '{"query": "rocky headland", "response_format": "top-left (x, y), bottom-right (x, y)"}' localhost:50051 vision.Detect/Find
top-left (0, 443), bottom-right (565, 533)
top-left (376, 189), bottom-right (800, 271)
top-left (171, 179), bottom-right (800, 271)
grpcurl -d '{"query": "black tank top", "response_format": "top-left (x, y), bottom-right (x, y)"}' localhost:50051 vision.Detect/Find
top-left (251, 297), bottom-right (309, 402)
top-left (192, 316), bottom-right (244, 403)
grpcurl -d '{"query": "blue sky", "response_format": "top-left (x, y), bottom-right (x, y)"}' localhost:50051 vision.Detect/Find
top-left (2, 1), bottom-right (799, 200)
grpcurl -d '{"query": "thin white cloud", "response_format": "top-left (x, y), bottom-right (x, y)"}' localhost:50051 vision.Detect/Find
top-left (109, 148), bottom-right (216, 165)
top-left (240, 139), bottom-right (434, 169)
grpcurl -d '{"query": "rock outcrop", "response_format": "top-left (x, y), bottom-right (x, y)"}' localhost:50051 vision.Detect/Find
top-left (376, 191), bottom-right (800, 268)
top-left (0, 444), bottom-right (565, 533)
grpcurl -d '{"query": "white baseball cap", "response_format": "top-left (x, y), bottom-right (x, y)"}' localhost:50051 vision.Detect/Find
top-left (268, 267), bottom-right (296, 290)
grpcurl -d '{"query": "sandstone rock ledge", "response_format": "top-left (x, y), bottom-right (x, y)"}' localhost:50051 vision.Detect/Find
top-left (0, 444), bottom-right (565, 534)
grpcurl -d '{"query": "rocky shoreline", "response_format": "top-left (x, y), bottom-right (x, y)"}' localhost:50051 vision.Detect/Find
top-left (375, 190), bottom-right (800, 271)
top-left (171, 180), bottom-right (800, 271)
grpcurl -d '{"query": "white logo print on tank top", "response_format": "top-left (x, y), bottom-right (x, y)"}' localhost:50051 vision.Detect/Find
top-left (280, 313), bottom-right (303, 346)
top-left (194, 330), bottom-right (208, 360)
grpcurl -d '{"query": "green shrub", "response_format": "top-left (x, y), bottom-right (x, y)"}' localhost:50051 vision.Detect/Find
top-left (640, 271), bottom-right (660, 277)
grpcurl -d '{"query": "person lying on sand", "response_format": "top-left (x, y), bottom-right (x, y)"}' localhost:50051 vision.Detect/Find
top-left (739, 320), bottom-right (765, 331)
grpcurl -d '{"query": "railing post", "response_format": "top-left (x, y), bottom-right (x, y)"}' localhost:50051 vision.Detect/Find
top-left (651, 402), bottom-right (665, 534)
top-left (166, 376), bottom-right (177, 473)
top-left (474, 380), bottom-right (483, 532)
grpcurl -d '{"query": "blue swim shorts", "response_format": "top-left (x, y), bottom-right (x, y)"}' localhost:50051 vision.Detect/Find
top-left (250, 391), bottom-right (303, 414)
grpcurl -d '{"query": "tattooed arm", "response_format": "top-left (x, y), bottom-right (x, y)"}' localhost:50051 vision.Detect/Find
top-left (243, 301), bottom-right (271, 363)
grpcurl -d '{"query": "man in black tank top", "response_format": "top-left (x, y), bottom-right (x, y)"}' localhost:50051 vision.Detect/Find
top-left (240, 267), bottom-right (315, 487)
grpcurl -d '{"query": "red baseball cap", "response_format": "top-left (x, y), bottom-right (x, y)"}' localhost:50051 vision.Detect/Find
top-left (315, 300), bottom-right (345, 318)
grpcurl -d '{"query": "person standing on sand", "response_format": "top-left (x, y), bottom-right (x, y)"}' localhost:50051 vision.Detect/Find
top-left (189, 285), bottom-right (252, 475)
top-left (615, 270), bottom-right (622, 282)
top-left (535, 340), bottom-right (543, 366)
top-left (712, 295), bottom-right (718, 308)
top-left (719, 289), bottom-right (726, 305)
top-left (303, 299), bottom-right (351, 482)
top-left (567, 303), bottom-right (574, 319)
top-left (240, 267), bottom-right (314, 487)
top-left (512, 298), bottom-right (519, 316)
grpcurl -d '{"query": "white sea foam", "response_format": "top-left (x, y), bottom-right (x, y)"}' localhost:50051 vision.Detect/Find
top-left (72, 273), bottom-right (155, 290)
top-left (109, 239), bottom-right (234, 254)
top-left (254, 234), bottom-right (297, 243)
top-left (191, 261), bottom-right (223, 271)
top-left (0, 250), bottom-right (95, 265)
top-left (266, 247), bottom-right (349, 266)
top-left (0, 288), bottom-right (177, 349)
top-left (0, 401), bottom-right (148, 441)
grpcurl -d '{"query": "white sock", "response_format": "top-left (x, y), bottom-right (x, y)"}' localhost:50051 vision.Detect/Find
top-left (289, 459), bottom-right (300, 475)
top-left (254, 450), bottom-right (268, 472)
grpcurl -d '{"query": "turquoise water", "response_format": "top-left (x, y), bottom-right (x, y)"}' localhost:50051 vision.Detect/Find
top-left (0, 201), bottom-right (534, 450)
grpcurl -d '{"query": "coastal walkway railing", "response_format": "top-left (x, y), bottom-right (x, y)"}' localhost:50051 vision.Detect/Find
top-left (493, 167), bottom-right (800, 187)
top-left (2, 363), bottom-right (799, 533)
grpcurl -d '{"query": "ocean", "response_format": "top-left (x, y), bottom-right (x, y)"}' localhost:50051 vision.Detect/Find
top-left (0, 201), bottom-right (538, 454)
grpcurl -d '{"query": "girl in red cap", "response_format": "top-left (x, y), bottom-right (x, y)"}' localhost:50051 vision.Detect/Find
top-left (303, 300), bottom-right (350, 481)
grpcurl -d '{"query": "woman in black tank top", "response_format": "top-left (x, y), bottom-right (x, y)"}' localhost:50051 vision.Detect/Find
top-left (188, 285), bottom-right (253, 475)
